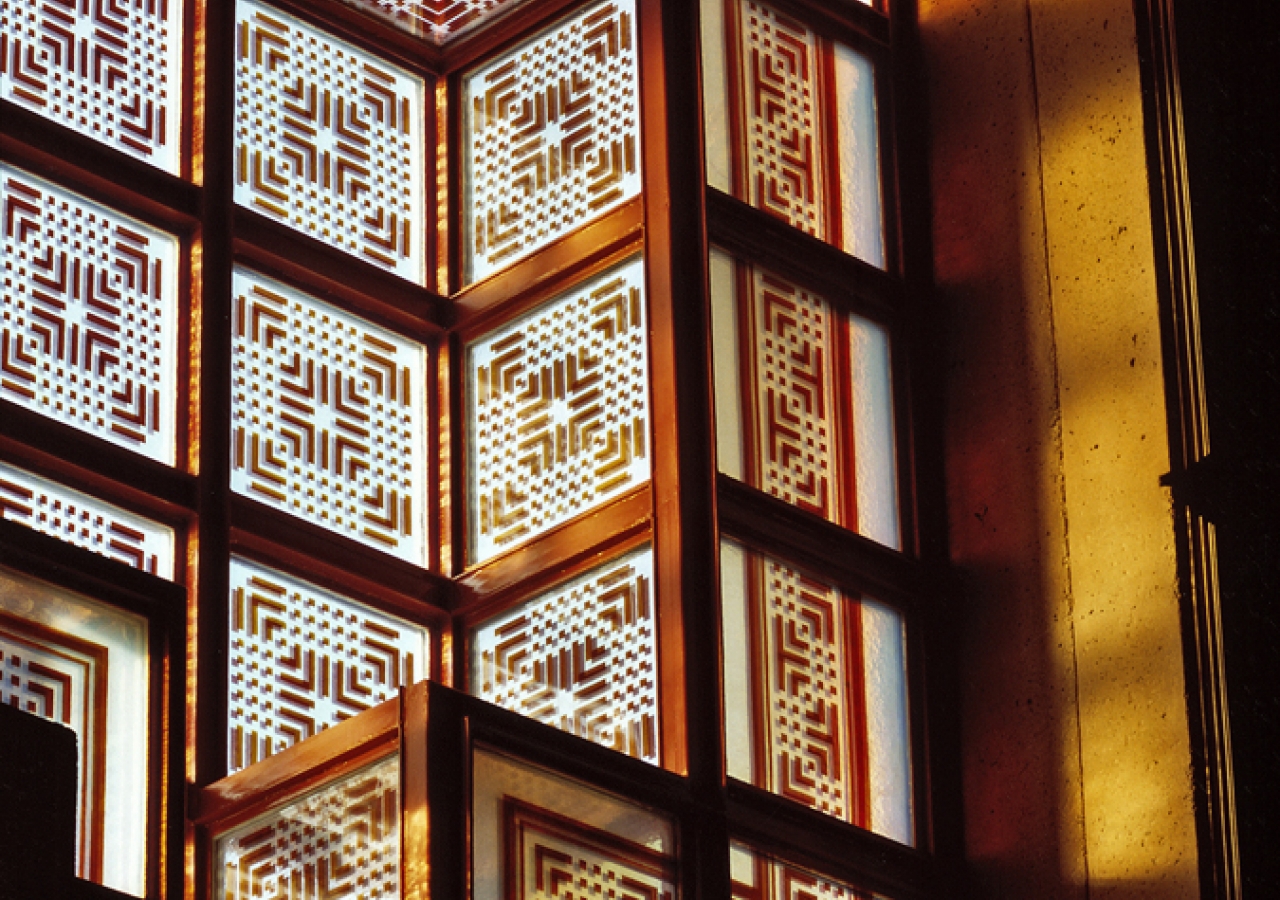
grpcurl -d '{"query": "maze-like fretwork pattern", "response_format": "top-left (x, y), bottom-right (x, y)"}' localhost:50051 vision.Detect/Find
top-left (0, 0), bottom-right (183, 172)
top-left (0, 461), bottom-right (176, 579)
top-left (468, 258), bottom-right (649, 562)
top-left (341, 0), bottom-right (529, 43)
top-left (730, 845), bottom-right (867, 900)
top-left (0, 165), bottom-right (180, 464)
top-left (218, 755), bottom-right (400, 899)
top-left (507, 799), bottom-right (675, 900)
top-left (737, 1), bottom-right (825, 237)
top-left (234, 0), bottom-right (425, 282)
top-left (474, 547), bottom-right (659, 762)
top-left (230, 269), bottom-right (428, 564)
top-left (227, 558), bottom-right (429, 771)
top-left (464, 0), bottom-right (641, 282)
top-left (748, 268), bottom-right (838, 521)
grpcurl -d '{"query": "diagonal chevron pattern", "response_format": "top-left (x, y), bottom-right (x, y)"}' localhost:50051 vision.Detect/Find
top-left (340, 0), bottom-right (530, 44)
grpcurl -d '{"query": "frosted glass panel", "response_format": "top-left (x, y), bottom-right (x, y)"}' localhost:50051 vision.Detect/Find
top-left (835, 44), bottom-right (885, 267)
top-left (700, 0), bottom-right (731, 193)
top-left (340, 0), bottom-right (531, 43)
top-left (472, 546), bottom-right (660, 763)
top-left (1, 165), bottom-right (181, 464)
top-left (730, 841), bottom-right (888, 900)
top-left (709, 248), bottom-right (744, 478)
top-left (849, 314), bottom-right (900, 549)
top-left (463, 0), bottom-right (641, 282)
top-left (0, 566), bottom-right (149, 894)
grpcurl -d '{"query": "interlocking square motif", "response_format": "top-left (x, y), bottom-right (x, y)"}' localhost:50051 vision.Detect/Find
top-left (340, 0), bottom-right (530, 43)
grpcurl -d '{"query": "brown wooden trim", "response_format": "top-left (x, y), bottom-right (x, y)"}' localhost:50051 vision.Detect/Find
top-left (776, 0), bottom-right (892, 47)
top-left (438, 0), bottom-right (589, 73)
top-left (402, 682), bottom-right (431, 900)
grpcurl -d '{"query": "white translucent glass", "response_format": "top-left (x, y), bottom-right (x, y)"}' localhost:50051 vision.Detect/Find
top-left (709, 248), bottom-right (744, 478)
top-left (719, 540), bottom-right (754, 784)
top-left (849, 314), bottom-right (901, 549)
top-left (863, 599), bottom-right (913, 844)
top-left (835, 44), bottom-right (886, 268)
top-left (0, 566), bottom-right (149, 895)
top-left (217, 754), bottom-right (400, 900)
top-left (227, 557), bottom-right (430, 771)
top-left (0, 164), bottom-right (180, 465)
top-left (471, 546), bottom-right (660, 763)
top-left (700, 0), bottom-right (732, 193)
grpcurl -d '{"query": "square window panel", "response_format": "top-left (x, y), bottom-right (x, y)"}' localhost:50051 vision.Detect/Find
top-left (230, 268), bottom-right (430, 565)
top-left (0, 165), bottom-right (181, 465)
top-left (463, 0), bottom-right (641, 283)
top-left (234, 0), bottom-right (427, 283)
top-left (339, 0), bottom-right (531, 44)
top-left (0, 0), bottom-right (184, 173)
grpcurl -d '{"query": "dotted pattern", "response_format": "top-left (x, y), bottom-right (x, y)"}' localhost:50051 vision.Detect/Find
top-left (464, 0), bottom-right (641, 282)
top-left (230, 268), bottom-right (428, 565)
top-left (0, 165), bottom-right (180, 464)
top-left (0, 0), bottom-right (183, 173)
top-left (340, 0), bottom-right (530, 44)
top-left (234, 0), bottom-right (426, 283)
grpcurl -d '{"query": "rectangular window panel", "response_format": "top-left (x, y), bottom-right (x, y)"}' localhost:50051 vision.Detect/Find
top-left (710, 249), bottom-right (900, 548)
top-left (340, 0), bottom-right (531, 44)
top-left (0, 462), bottom-right (176, 579)
top-left (0, 0), bottom-right (183, 173)
top-left (216, 754), bottom-right (400, 900)
top-left (467, 257), bottom-right (649, 562)
top-left (720, 540), bottom-right (914, 845)
top-left (227, 557), bottom-right (430, 771)
top-left (731, 841), bottom-right (889, 900)
top-left (0, 165), bottom-right (181, 464)
top-left (0, 566), bottom-right (149, 895)
top-left (471, 545), bottom-right (659, 763)
top-left (234, 0), bottom-right (427, 282)
top-left (230, 268), bottom-right (429, 565)
top-left (463, 0), bottom-right (641, 283)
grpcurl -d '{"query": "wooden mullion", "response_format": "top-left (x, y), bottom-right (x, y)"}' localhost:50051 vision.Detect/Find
top-left (777, 0), bottom-right (892, 48)
top-left (438, 0), bottom-right (589, 73)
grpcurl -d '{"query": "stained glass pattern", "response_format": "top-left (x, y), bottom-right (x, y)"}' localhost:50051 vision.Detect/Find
top-left (473, 546), bottom-right (659, 763)
top-left (234, 0), bottom-right (426, 282)
top-left (468, 258), bottom-right (649, 562)
top-left (730, 843), bottom-right (876, 900)
top-left (0, 0), bottom-right (183, 173)
top-left (217, 755), bottom-right (400, 900)
top-left (463, 0), bottom-right (641, 282)
top-left (340, 0), bottom-right (530, 44)
top-left (0, 462), bottom-right (176, 579)
top-left (230, 268), bottom-right (428, 565)
top-left (228, 558), bottom-right (429, 771)
top-left (0, 165), bottom-right (180, 464)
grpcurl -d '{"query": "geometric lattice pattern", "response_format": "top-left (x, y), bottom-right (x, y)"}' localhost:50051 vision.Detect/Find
top-left (217, 755), bottom-right (400, 900)
top-left (227, 557), bottom-right (429, 771)
top-left (464, 0), bottom-right (641, 282)
top-left (339, 0), bottom-right (530, 44)
top-left (0, 165), bottom-right (180, 464)
top-left (0, 0), bottom-right (183, 172)
top-left (230, 268), bottom-right (428, 565)
top-left (730, 843), bottom-right (873, 900)
top-left (468, 258), bottom-right (649, 562)
top-left (234, 0), bottom-right (426, 282)
top-left (473, 546), bottom-right (659, 763)
top-left (0, 461), bottom-right (176, 579)
top-left (506, 799), bottom-right (676, 900)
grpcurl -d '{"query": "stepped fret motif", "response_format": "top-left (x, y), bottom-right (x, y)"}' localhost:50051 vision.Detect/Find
top-left (468, 258), bottom-right (649, 561)
top-left (234, 0), bottom-right (426, 282)
top-left (1, 166), bottom-right (180, 463)
top-left (0, 462), bottom-right (176, 578)
top-left (218, 756), bottom-right (400, 900)
top-left (474, 547), bottom-right (659, 762)
top-left (230, 269), bottom-right (428, 564)
top-left (464, 0), bottom-right (641, 281)
top-left (731, 845), bottom-right (870, 900)
top-left (228, 558), bottom-right (429, 770)
top-left (341, 0), bottom-right (530, 43)
top-left (0, 0), bottom-right (183, 172)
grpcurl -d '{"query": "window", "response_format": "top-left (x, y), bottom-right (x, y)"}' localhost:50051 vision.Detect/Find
top-left (0, 0), bottom-right (947, 897)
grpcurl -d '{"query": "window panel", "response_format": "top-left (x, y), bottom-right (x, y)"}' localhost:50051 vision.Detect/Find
top-left (227, 557), bottom-right (430, 771)
top-left (339, 0), bottom-right (531, 44)
top-left (0, 566), bottom-right (149, 895)
top-left (731, 841), bottom-right (889, 900)
top-left (462, 0), bottom-right (641, 283)
top-left (233, 0), bottom-right (427, 283)
top-left (0, 165), bottom-right (181, 465)
top-left (216, 753), bottom-right (400, 900)
top-left (0, 461), bottom-right (177, 579)
top-left (230, 267), bottom-right (429, 565)
top-left (471, 545), bottom-right (660, 764)
top-left (0, 0), bottom-right (183, 173)
top-left (467, 257), bottom-right (650, 562)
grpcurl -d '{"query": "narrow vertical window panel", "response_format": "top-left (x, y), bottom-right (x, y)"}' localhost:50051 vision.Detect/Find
top-left (216, 754), bottom-right (401, 900)
top-left (471, 546), bottom-right (660, 764)
top-left (0, 462), bottom-right (177, 579)
top-left (227, 558), bottom-right (430, 772)
top-left (233, 0), bottom-right (427, 283)
top-left (462, 0), bottom-right (642, 284)
top-left (700, 0), bottom-right (732, 194)
top-left (861, 599), bottom-right (913, 844)
top-left (0, 566), bottom-right (149, 895)
top-left (719, 539), bottom-right (754, 783)
top-left (848, 315), bottom-right (900, 549)
top-left (709, 248), bottom-right (744, 479)
top-left (466, 257), bottom-right (650, 563)
top-left (834, 45), bottom-right (885, 269)
top-left (230, 268), bottom-right (430, 566)
top-left (730, 841), bottom-right (891, 900)
top-left (339, 0), bottom-right (531, 44)
top-left (0, 0), bottom-right (183, 173)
